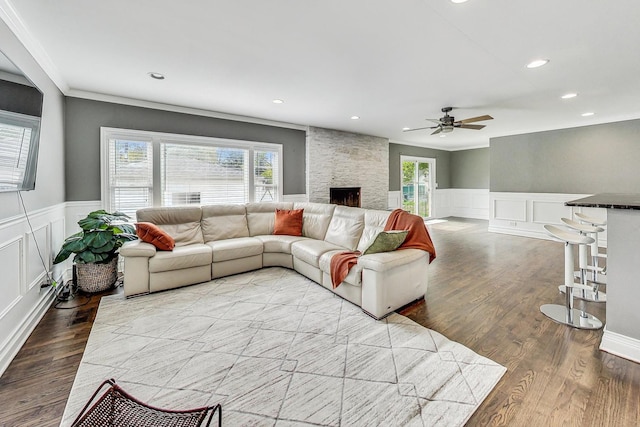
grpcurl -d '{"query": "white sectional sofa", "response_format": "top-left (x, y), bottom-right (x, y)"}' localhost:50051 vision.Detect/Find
top-left (120, 202), bottom-right (431, 319)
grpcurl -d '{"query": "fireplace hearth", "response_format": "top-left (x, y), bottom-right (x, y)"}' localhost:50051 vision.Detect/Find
top-left (330, 187), bottom-right (361, 208)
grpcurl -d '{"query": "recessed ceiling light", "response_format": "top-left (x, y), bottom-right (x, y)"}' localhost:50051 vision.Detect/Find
top-left (451, 0), bottom-right (469, 3)
top-left (526, 59), bottom-right (549, 69)
top-left (272, 99), bottom-right (284, 104)
top-left (350, 116), bottom-right (360, 120)
top-left (402, 127), bottom-right (411, 131)
top-left (148, 72), bottom-right (165, 80)
top-left (582, 112), bottom-right (595, 117)
top-left (561, 93), bottom-right (578, 99)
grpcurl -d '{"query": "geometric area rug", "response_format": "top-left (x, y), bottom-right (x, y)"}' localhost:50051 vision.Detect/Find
top-left (61, 267), bottom-right (506, 426)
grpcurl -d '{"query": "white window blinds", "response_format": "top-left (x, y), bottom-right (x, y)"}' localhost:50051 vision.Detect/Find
top-left (107, 138), bottom-right (153, 218)
top-left (102, 128), bottom-right (283, 215)
top-left (0, 110), bottom-right (40, 191)
top-left (161, 143), bottom-right (250, 205)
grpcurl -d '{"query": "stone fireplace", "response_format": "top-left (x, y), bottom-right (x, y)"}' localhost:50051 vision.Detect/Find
top-left (306, 127), bottom-right (388, 210)
top-left (330, 187), bottom-right (361, 207)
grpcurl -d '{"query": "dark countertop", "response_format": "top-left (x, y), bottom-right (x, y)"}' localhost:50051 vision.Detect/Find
top-left (565, 193), bottom-right (640, 210)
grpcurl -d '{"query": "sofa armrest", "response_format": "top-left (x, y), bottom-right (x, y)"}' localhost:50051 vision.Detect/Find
top-left (357, 248), bottom-right (427, 272)
top-left (120, 240), bottom-right (157, 257)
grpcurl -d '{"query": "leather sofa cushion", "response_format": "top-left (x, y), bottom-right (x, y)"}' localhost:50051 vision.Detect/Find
top-left (291, 239), bottom-right (344, 268)
top-left (293, 202), bottom-right (336, 240)
top-left (137, 206), bottom-right (205, 247)
top-left (319, 250), bottom-right (362, 286)
top-left (149, 244), bottom-right (212, 273)
top-left (357, 248), bottom-right (427, 272)
top-left (207, 237), bottom-right (263, 262)
top-left (246, 202), bottom-right (294, 236)
top-left (255, 235), bottom-right (309, 253)
top-left (324, 205), bottom-right (365, 251)
top-left (356, 209), bottom-right (392, 253)
top-left (201, 204), bottom-right (249, 242)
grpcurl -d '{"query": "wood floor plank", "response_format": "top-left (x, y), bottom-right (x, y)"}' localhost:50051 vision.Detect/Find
top-left (1, 217), bottom-right (639, 426)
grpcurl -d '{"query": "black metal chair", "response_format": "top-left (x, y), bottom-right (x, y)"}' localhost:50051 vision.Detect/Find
top-left (71, 379), bottom-right (222, 427)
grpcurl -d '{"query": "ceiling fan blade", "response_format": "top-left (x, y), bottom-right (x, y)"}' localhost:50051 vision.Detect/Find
top-left (426, 119), bottom-right (442, 124)
top-left (457, 124), bottom-right (486, 130)
top-left (431, 127), bottom-right (442, 135)
top-left (403, 126), bottom-right (437, 132)
top-left (458, 115), bottom-right (493, 124)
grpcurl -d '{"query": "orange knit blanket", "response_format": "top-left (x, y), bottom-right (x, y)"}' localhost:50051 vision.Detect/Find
top-left (330, 209), bottom-right (436, 288)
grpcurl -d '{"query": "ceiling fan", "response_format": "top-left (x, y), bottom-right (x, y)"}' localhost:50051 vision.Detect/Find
top-left (404, 107), bottom-right (493, 135)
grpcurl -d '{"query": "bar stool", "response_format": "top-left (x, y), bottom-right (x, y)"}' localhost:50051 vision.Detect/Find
top-left (574, 212), bottom-right (608, 281)
top-left (541, 225), bottom-right (603, 330)
top-left (560, 218), bottom-right (606, 302)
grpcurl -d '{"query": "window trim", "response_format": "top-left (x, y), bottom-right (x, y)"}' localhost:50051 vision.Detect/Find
top-left (100, 127), bottom-right (284, 212)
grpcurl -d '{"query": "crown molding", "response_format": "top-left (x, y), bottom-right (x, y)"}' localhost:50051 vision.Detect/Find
top-left (66, 89), bottom-right (309, 132)
top-left (0, 0), bottom-right (69, 93)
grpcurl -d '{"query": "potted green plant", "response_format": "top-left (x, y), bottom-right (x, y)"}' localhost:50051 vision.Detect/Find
top-left (53, 210), bottom-right (137, 293)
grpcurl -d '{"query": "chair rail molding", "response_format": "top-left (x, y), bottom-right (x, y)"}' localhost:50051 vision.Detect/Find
top-left (488, 192), bottom-right (608, 246)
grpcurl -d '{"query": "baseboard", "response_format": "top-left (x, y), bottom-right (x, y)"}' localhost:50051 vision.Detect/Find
top-left (0, 287), bottom-right (56, 376)
top-left (600, 327), bottom-right (640, 364)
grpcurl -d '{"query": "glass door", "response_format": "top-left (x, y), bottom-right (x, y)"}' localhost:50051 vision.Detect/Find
top-left (401, 156), bottom-right (435, 218)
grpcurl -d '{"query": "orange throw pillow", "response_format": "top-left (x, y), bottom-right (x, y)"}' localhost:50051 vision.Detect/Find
top-left (273, 209), bottom-right (304, 236)
top-left (135, 222), bottom-right (175, 251)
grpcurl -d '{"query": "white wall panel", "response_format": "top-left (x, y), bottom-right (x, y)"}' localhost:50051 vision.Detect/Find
top-left (0, 203), bottom-right (66, 376)
top-left (489, 192), bottom-right (607, 246)
top-left (493, 199), bottom-right (527, 222)
top-left (25, 224), bottom-right (50, 290)
top-left (531, 201), bottom-right (572, 224)
top-left (0, 237), bottom-right (23, 319)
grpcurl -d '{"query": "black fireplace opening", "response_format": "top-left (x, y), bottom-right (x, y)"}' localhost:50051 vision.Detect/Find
top-left (330, 187), bottom-right (361, 207)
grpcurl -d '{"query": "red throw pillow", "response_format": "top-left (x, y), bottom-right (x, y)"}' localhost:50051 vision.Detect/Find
top-left (273, 209), bottom-right (304, 236)
top-left (135, 222), bottom-right (175, 251)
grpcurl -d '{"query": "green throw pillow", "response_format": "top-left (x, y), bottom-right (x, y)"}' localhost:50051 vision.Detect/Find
top-left (362, 230), bottom-right (409, 255)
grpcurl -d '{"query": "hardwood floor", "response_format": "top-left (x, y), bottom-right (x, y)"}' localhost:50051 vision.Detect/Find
top-left (1, 217), bottom-right (639, 426)
top-left (400, 218), bottom-right (640, 426)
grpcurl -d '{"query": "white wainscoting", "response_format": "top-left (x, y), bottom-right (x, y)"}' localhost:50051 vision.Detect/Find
top-left (0, 202), bottom-right (67, 376)
top-left (388, 189), bottom-right (489, 220)
top-left (488, 192), bottom-right (608, 246)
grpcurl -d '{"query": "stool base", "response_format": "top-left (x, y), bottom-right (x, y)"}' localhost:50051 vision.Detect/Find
top-left (558, 285), bottom-right (606, 302)
top-left (540, 304), bottom-right (603, 330)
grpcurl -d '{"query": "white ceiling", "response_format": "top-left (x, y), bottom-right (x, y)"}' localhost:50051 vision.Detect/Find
top-left (4, 0), bottom-right (640, 150)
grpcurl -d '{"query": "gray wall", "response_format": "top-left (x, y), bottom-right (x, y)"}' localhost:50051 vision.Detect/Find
top-left (491, 119), bottom-right (640, 193)
top-left (64, 97), bottom-right (307, 201)
top-left (389, 143), bottom-right (451, 190)
top-left (0, 21), bottom-right (65, 218)
top-left (450, 148), bottom-right (489, 189)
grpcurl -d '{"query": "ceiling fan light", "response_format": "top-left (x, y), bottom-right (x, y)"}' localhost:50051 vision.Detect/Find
top-left (526, 59), bottom-right (549, 69)
top-left (442, 126), bottom-right (454, 133)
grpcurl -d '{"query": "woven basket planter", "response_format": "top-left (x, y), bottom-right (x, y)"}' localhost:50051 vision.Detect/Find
top-left (75, 256), bottom-right (119, 293)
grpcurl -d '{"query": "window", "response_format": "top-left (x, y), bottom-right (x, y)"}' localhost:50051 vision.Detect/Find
top-left (0, 110), bottom-right (40, 191)
top-left (101, 128), bottom-right (283, 218)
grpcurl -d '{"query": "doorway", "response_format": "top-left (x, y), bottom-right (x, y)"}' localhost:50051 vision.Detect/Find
top-left (401, 156), bottom-right (436, 218)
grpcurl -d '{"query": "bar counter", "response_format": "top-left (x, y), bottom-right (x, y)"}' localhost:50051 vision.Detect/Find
top-left (566, 193), bottom-right (640, 363)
